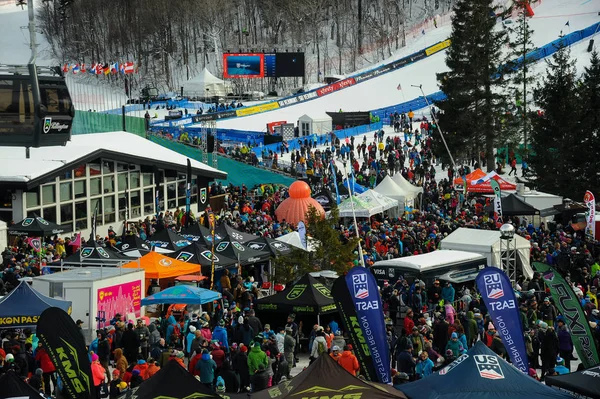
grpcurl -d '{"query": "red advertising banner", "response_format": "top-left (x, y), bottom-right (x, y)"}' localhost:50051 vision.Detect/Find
top-left (316, 77), bottom-right (356, 97)
top-left (97, 280), bottom-right (142, 319)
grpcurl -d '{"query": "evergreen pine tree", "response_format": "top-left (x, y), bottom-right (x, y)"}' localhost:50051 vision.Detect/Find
top-left (507, 0), bottom-right (537, 157)
top-left (436, 0), bottom-right (510, 171)
top-left (530, 40), bottom-right (581, 197)
top-left (577, 50), bottom-right (600, 196)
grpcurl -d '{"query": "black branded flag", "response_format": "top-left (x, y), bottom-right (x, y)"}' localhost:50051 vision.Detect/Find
top-left (36, 307), bottom-right (96, 399)
top-left (186, 158), bottom-right (192, 227)
top-left (331, 275), bottom-right (378, 381)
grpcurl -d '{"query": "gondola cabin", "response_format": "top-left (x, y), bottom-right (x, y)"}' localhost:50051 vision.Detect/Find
top-left (0, 64), bottom-right (74, 147)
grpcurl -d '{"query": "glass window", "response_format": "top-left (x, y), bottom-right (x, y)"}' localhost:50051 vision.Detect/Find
top-left (42, 185), bottom-right (56, 205)
top-left (104, 196), bottom-right (116, 224)
top-left (26, 189), bottom-right (39, 208)
top-left (59, 171), bottom-right (72, 180)
top-left (74, 180), bottom-right (86, 199)
top-left (103, 176), bottom-right (115, 194)
top-left (73, 164), bottom-right (87, 178)
top-left (102, 160), bottom-right (115, 174)
top-left (177, 197), bottom-right (187, 207)
top-left (130, 190), bottom-right (141, 218)
top-left (0, 191), bottom-right (12, 208)
top-left (75, 201), bottom-right (87, 230)
top-left (89, 162), bottom-right (102, 176)
top-left (143, 188), bottom-right (154, 215)
top-left (43, 205), bottom-right (57, 223)
top-left (60, 182), bottom-right (72, 202)
top-left (177, 181), bottom-right (187, 198)
top-left (90, 198), bottom-right (103, 224)
top-left (130, 171), bottom-right (140, 189)
top-left (143, 173), bottom-right (153, 187)
top-left (118, 173), bottom-right (128, 191)
top-left (167, 183), bottom-right (176, 200)
top-left (118, 193), bottom-right (128, 221)
top-left (60, 203), bottom-right (73, 224)
top-left (90, 177), bottom-right (102, 196)
top-left (116, 163), bottom-right (128, 172)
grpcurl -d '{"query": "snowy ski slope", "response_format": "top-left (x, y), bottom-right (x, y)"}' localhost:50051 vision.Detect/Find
top-left (212, 0), bottom-right (600, 132)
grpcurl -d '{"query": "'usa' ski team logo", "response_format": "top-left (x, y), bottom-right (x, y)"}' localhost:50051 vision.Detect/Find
top-left (474, 355), bottom-right (504, 379)
top-left (483, 273), bottom-right (504, 299)
top-left (352, 273), bottom-right (369, 299)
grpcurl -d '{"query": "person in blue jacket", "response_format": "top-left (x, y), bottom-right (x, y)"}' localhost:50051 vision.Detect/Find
top-left (441, 282), bottom-right (455, 304)
top-left (166, 315), bottom-right (177, 345)
top-left (415, 351), bottom-right (434, 379)
top-left (212, 320), bottom-right (229, 351)
top-left (554, 357), bottom-right (570, 375)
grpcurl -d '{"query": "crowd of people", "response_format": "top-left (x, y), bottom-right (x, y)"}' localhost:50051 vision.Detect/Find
top-left (1, 107), bottom-right (599, 396)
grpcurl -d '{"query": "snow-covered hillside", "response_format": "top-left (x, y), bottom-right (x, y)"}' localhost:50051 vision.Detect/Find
top-left (212, 0), bottom-right (600, 132)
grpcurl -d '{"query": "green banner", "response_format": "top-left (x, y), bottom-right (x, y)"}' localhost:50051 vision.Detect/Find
top-left (533, 262), bottom-right (600, 369)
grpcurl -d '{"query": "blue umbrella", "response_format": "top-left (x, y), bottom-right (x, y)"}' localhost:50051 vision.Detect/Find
top-left (141, 285), bottom-right (221, 306)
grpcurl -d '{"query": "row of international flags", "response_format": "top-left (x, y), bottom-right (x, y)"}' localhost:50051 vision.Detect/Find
top-left (62, 62), bottom-right (138, 75)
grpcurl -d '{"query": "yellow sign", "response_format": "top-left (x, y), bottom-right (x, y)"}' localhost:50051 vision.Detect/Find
top-left (425, 39), bottom-right (451, 56)
top-left (235, 102), bottom-right (280, 117)
top-left (0, 315), bottom-right (39, 326)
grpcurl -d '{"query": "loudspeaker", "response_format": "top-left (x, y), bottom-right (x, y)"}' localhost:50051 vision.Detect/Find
top-left (207, 134), bottom-right (215, 153)
top-left (588, 39), bottom-right (595, 53)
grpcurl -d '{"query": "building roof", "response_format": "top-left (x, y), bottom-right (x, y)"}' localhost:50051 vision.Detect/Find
top-left (33, 266), bottom-right (143, 282)
top-left (0, 131), bottom-right (227, 189)
top-left (374, 250), bottom-right (486, 272)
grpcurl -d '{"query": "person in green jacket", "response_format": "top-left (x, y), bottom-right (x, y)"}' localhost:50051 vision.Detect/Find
top-left (247, 342), bottom-right (268, 376)
top-left (465, 311), bottom-right (478, 348)
top-left (445, 332), bottom-right (465, 358)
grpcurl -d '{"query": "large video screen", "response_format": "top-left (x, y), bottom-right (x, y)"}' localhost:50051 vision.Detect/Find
top-left (223, 53), bottom-right (265, 78)
top-left (275, 53), bottom-right (305, 77)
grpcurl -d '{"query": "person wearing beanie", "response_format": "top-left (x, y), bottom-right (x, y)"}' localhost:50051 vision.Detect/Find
top-left (109, 369), bottom-right (124, 399)
top-left (144, 357), bottom-right (160, 379)
top-left (185, 325), bottom-right (197, 357)
top-left (212, 320), bottom-right (230, 351)
top-left (484, 323), bottom-right (496, 347)
top-left (234, 316), bottom-right (255, 347)
top-left (232, 344), bottom-right (251, 391)
top-left (90, 352), bottom-right (107, 396)
top-left (196, 348), bottom-right (217, 390)
top-left (248, 342), bottom-right (269, 377)
top-left (554, 357), bottom-right (570, 375)
top-left (330, 345), bottom-right (342, 362)
top-left (416, 351), bottom-right (434, 379)
top-left (215, 375), bottom-right (227, 394)
top-left (28, 368), bottom-right (44, 392)
top-left (129, 368), bottom-right (144, 388)
top-left (445, 332), bottom-right (465, 358)
top-left (35, 343), bottom-right (56, 395)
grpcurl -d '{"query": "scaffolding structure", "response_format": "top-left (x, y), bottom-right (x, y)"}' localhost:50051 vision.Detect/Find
top-left (199, 121), bottom-right (215, 164)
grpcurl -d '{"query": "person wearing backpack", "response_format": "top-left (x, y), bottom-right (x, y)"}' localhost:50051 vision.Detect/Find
top-left (310, 328), bottom-right (328, 364)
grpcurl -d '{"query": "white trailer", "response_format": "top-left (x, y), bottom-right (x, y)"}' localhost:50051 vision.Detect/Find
top-left (32, 267), bottom-right (145, 342)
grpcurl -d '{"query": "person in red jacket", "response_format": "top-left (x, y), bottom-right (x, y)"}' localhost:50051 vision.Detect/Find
top-left (404, 308), bottom-right (415, 335)
top-left (211, 343), bottom-right (226, 371)
top-left (34, 344), bottom-right (56, 396)
top-left (337, 345), bottom-right (360, 376)
top-left (189, 351), bottom-right (203, 376)
top-left (132, 359), bottom-right (149, 380)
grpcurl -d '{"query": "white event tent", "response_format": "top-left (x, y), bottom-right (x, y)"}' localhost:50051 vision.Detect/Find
top-left (182, 68), bottom-right (232, 98)
top-left (440, 227), bottom-right (533, 278)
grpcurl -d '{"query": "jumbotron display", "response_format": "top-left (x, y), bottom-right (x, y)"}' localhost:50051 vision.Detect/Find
top-left (223, 52), bottom-right (305, 78)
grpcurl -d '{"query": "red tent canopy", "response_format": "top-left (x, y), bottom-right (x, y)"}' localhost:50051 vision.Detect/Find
top-left (453, 168), bottom-right (486, 187)
top-left (454, 169), bottom-right (516, 193)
